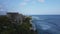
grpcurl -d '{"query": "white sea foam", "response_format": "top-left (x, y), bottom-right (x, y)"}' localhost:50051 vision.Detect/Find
top-left (41, 24), bottom-right (51, 30)
top-left (32, 16), bottom-right (44, 20)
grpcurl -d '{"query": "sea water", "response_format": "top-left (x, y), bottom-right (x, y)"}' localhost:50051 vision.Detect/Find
top-left (32, 15), bottom-right (60, 34)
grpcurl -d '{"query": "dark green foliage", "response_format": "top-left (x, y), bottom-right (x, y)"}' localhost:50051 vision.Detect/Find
top-left (0, 15), bottom-right (36, 34)
top-left (0, 16), bottom-right (16, 34)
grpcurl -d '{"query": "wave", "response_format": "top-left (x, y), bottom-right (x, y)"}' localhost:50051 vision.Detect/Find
top-left (32, 16), bottom-right (45, 20)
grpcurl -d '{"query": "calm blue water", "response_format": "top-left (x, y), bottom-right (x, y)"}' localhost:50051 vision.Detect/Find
top-left (32, 15), bottom-right (60, 34)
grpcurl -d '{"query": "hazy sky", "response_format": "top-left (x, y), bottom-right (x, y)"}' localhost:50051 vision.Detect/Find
top-left (0, 0), bottom-right (60, 15)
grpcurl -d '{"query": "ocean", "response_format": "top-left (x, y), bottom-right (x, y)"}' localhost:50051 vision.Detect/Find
top-left (32, 15), bottom-right (60, 34)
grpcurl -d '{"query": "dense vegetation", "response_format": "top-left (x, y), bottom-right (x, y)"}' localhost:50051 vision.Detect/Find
top-left (0, 15), bottom-right (37, 34)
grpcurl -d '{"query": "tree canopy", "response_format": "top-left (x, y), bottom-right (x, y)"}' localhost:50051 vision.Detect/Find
top-left (0, 15), bottom-right (37, 34)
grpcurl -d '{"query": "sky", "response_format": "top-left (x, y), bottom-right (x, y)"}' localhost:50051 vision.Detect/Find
top-left (0, 0), bottom-right (60, 15)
